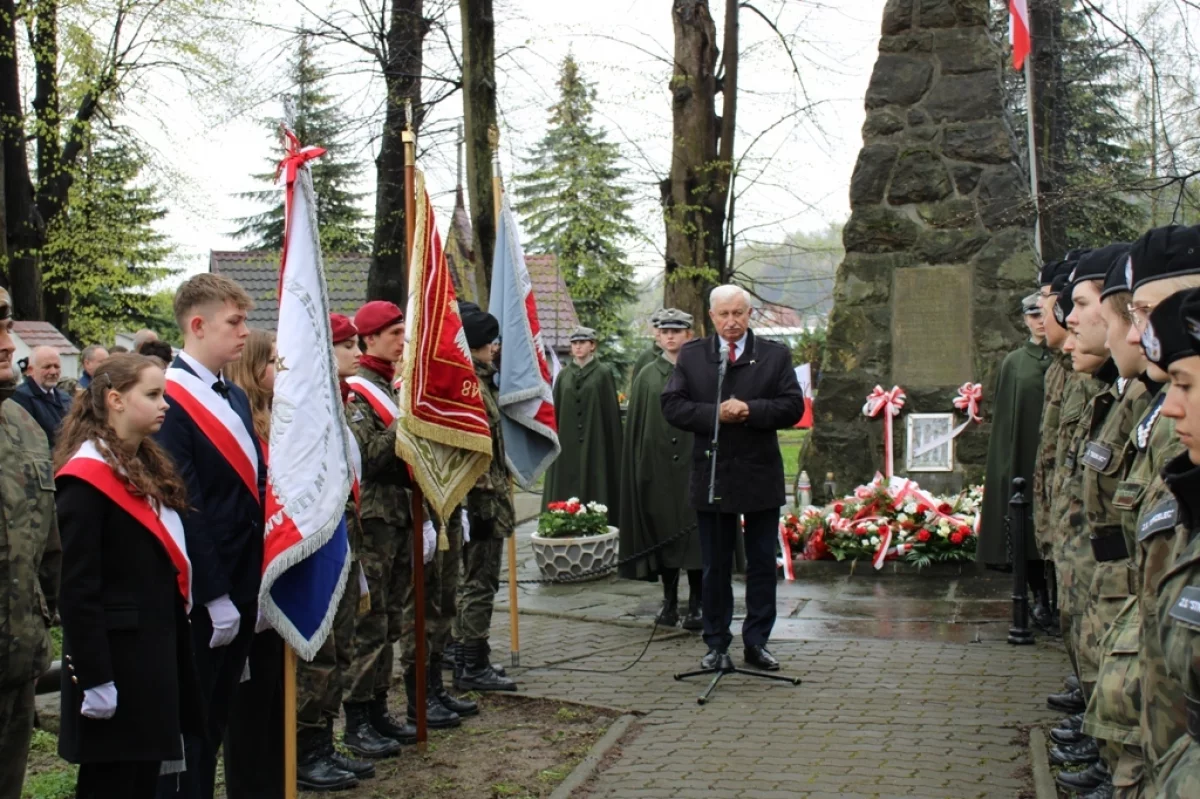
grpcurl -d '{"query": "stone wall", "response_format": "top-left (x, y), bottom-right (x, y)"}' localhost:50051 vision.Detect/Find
top-left (802, 0), bottom-right (1038, 497)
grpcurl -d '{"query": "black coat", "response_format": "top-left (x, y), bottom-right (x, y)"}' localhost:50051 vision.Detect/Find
top-left (661, 330), bottom-right (806, 513)
top-left (56, 478), bottom-right (203, 764)
top-left (154, 356), bottom-right (266, 606)
top-left (11, 379), bottom-right (70, 447)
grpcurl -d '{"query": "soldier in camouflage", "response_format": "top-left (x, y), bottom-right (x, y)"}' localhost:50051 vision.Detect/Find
top-left (452, 302), bottom-right (517, 692)
top-left (0, 286), bottom-right (62, 799)
top-left (342, 301), bottom-right (416, 756)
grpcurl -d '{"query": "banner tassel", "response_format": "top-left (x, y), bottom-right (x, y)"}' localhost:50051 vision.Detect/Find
top-left (438, 530), bottom-right (450, 552)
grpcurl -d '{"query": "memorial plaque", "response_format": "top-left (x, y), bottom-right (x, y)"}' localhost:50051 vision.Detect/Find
top-left (892, 266), bottom-right (973, 386)
top-left (906, 413), bottom-right (955, 472)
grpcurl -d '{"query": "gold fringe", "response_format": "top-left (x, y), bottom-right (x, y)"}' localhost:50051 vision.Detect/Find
top-left (438, 530), bottom-right (450, 552)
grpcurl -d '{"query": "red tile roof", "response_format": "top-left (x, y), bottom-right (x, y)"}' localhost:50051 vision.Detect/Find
top-left (524, 254), bottom-right (580, 351)
top-left (12, 321), bottom-right (79, 355)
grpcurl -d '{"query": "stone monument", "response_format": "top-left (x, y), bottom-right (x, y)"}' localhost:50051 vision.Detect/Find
top-left (802, 0), bottom-right (1038, 498)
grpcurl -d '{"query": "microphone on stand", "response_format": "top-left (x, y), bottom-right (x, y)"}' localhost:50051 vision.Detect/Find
top-left (708, 339), bottom-right (730, 504)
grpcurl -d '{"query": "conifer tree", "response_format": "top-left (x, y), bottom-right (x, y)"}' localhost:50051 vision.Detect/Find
top-left (233, 35), bottom-right (370, 253)
top-left (515, 54), bottom-right (637, 350)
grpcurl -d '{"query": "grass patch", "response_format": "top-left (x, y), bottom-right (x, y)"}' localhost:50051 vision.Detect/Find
top-left (49, 627), bottom-right (62, 661)
top-left (21, 767), bottom-right (76, 799)
top-left (779, 428), bottom-right (809, 480)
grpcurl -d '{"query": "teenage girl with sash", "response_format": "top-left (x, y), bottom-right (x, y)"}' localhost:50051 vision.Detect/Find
top-left (54, 354), bottom-right (201, 799)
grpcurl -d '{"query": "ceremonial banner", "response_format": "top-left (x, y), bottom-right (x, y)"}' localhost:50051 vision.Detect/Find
top-left (1009, 0), bottom-right (1031, 70)
top-left (489, 191), bottom-right (561, 487)
top-left (259, 131), bottom-right (354, 661)
top-left (395, 170), bottom-right (493, 521)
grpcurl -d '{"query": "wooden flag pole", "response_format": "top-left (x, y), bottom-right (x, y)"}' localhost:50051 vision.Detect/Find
top-left (283, 645), bottom-right (298, 799)
top-left (403, 100), bottom-right (428, 751)
top-left (490, 127), bottom-right (520, 668)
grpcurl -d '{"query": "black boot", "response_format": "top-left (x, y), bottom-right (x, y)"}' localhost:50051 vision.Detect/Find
top-left (368, 695), bottom-right (418, 744)
top-left (1049, 736), bottom-right (1100, 767)
top-left (430, 657), bottom-right (478, 717)
top-left (657, 570), bottom-right (680, 626)
top-left (405, 668), bottom-right (461, 729)
top-left (442, 641), bottom-right (460, 671)
top-left (1080, 781), bottom-right (1114, 799)
top-left (456, 640), bottom-right (517, 692)
top-left (1055, 760), bottom-right (1109, 793)
top-left (1047, 687), bottom-right (1087, 713)
top-left (324, 720), bottom-right (375, 780)
top-left (482, 640), bottom-right (507, 677)
top-left (342, 702), bottom-right (401, 758)
top-left (296, 726), bottom-right (358, 792)
top-left (681, 593), bottom-right (703, 632)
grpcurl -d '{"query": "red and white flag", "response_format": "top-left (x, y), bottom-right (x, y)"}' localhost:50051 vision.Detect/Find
top-left (1009, 0), bottom-right (1031, 70)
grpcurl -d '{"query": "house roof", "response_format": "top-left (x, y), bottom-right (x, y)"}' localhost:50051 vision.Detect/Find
top-left (12, 321), bottom-right (79, 356)
top-left (524, 254), bottom-right (579, 350)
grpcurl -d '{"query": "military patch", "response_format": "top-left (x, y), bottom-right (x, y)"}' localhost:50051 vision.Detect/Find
top-left (351, 410), bottom-right (365, 423)
top-left (1117, 377), bottom-right (1129, 396)
top-left (1137, 498), bottom-right (1178, 541)
top-left (1082, 442), bottom-right (1113, 472)
top-left (1188, 313), bottom-right (1200, 346)
top-left (35, 460), bottom-right (53, 491)
top-left (1054, 301), bottom-right (1066, 326)
top-left (1168, 586), bottom-right (1200, 630)
top-left (1142, 322), bottom-right (1162, 363)
top-left (1137, 393), bottom-right (1166, 451)
top-left (1125, 255), bottom-right (1133, 289)
top-left (1112, 480), bottom-right (1144, 510)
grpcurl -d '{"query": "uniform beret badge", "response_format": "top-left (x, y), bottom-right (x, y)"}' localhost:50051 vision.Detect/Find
top-left (1142, 323), bottom-right (1163, 363)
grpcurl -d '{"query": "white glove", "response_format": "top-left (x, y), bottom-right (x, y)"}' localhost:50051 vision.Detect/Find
top-left (206, 595), bottom-right (242, 648)
top-left (81, 681), bottom-right (118, 719)
top-left (422, 519), bottom-right (437, 564)
top-left (461, 508), bottom-right (471, 544)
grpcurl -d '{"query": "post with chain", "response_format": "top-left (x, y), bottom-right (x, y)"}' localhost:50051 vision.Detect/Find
top-left (1007, 477), bottom-right (1034, 645)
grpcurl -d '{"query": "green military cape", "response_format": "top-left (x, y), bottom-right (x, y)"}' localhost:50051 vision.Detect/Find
top-left (618, 356), bottom-right (701, 579)
top-left (542, 358), bottom-right (623, 525)
top-left (629, 344), bottom-right (661, 386)
top-left (978, 339), bottom-right (1051, 565)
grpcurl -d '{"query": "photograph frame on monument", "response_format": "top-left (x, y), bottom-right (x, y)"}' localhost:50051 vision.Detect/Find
top-left (905, 413), bottom-right (955, 473)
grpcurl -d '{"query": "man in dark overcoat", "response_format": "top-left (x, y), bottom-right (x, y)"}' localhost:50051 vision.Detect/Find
top-left (661, 285), bottom-right (806, 671)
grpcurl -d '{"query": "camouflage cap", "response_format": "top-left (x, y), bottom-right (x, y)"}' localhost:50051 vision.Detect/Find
top-left (649, 308), bottom-right (666, 325)
top-left (569, 326), bottom-right (598, 343)
top-left (655, 308), bottom-right (693, 329)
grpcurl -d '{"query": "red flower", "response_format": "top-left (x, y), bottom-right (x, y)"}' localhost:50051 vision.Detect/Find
top-left (937, 502), bottom-right (953, 514)
top-left (878, 523), bottom-right (890, 535)
top-left (855, 526), bottom-right (870, 537)
top-left (916, 530), bottom-right (931, 543)
top-left (565, 501), bottom-right (582, 514)
top-left (832, 502), bottom-right (845, 514)
top-left (548, 501), bottom-right (564, 511)
top-left (950, 532), bottom-right (964, 545)
top-left (916, 503), bottom-right (931, 515)
top-left (957, 525), bottom-right (971, 537)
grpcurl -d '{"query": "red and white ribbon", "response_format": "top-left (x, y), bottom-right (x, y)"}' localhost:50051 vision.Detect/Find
top-left (777, 523), bottom-right (795, 581)
top-left (953, 382), bottom-right (983, 423)
top-left (871, 525), bottom-right (894, 570)
top-left (862, 385), bottom-right (906, 478)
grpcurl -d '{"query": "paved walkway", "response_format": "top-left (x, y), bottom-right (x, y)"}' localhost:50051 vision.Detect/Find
top-left (498, 503), bottom-right (1067, 798)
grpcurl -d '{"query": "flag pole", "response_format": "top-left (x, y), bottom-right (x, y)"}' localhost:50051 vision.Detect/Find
top-left (1023, 44), bottom-right (1043, 260)
top-left (490, 127), bottom-right (521, 669)
top-left (283, 645), bottom-right (298, 799)
top-left (403, 99), bottom-right (429, 751)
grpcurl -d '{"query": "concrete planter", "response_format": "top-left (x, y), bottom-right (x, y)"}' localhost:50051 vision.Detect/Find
top-left (530, 526), bottom-right (619, 581)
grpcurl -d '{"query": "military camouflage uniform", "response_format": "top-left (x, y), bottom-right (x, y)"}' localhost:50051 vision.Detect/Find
top-left (1151, 456), bottom-right (1200, 798)
top-left (345, 366), bottom-right (411, 703)
top-left (0, 386), bottom-right (62, 799)
top-left (398, 502), bottom-right (462, 669)
top-left (1034, 352), bottom-right (1071, 557)
top-left (454, 360), bottom-right (515, 644)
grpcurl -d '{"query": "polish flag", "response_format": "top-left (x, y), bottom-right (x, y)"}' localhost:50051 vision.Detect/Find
top-left (1009, 0), bottom-right (1031, 70)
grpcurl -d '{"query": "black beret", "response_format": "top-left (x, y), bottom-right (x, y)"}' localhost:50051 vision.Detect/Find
top-left (1071, 243), bottom-right (1129, 287)
top-left (1039, 258), bottom-right (1065, 288)
top-left (1054, 281), bottom-right (1074, 327)
top-left (458, 301), bottom-right (499, 350)
top-left (1142, 289), bottom-right (1196, 370)
top-left (1180, 288), bottom-right (1200, 357)
top-left (1128, 225), bottom-right (1200, 291)
top-left (1098, 244), bottom-right (1134, 299)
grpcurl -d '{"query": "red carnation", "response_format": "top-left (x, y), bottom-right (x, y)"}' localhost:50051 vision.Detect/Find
top-left (950, 532), bottom-right (964, 545)
top-left (957, 525), bottom-right (971, 537)
top-left (832, 502), bottom-right (845, 514)
top-left (937, 502), bottom-right (953, 514)
top-left (916, 503), bottom-right (931, 515)
top-left (856, 526), bottom-right (869, 537)
top-left (916, 530), bottom-right (931, 543)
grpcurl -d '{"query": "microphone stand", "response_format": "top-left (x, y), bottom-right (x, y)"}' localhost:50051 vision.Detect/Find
top-left (675, 336), bottom-right (802, 704)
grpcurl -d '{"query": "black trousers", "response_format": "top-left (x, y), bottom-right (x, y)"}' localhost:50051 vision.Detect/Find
top-left (223, 630), bottom-right (284, 799)
top-left (157, 601), bottom-right (255, 799)
top-left (77, 760), bottom-right (160, 799)
top-left (697, 509), bottom-right (777, 651)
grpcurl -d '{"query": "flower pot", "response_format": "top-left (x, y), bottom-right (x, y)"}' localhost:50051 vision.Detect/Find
top-left (530, 526), bottom-right (619, 582)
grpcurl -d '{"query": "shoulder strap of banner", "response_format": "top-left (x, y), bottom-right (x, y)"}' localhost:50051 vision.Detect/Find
top-left (166, 368), bottom-right (260, 502)
top-left (346, 376), bottom-right (398, 427)
top-left (57, 441), bottom-right (192, 611)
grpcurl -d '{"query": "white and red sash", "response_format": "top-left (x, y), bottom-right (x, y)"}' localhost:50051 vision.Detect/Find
top-left (165, 367), bottom-right (260, 502)
top-left (58, 440), bottom-right (192, 611)
top-left (346, 375), bottom-right (398, 427)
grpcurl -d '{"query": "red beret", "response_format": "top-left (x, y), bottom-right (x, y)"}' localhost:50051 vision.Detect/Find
top-left (330, 313), bottom-right (357, 344)
top-left (354, 301), bottom-right (404, 337)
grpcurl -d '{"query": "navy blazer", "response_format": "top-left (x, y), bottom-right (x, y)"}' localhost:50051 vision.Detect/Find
top-left (12, 379), bottom-right (71, 448)
top-left (154, 356), bottom-right (267, 607)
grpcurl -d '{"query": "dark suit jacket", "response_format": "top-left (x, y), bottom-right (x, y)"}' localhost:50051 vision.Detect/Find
top-left (154, 356), bottom-right (266, 607)
top-left (661, 330), bottom-right (806, 513)
top-left (56, 478), bottom-right (203, 763)
top-left (12, 379), bottom-right (71, 447)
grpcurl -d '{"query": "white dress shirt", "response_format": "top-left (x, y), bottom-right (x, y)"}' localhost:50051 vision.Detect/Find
top-left (727, 332), bottom-right (749, 362)
top-left (177, 350), bottom-right (227, 399)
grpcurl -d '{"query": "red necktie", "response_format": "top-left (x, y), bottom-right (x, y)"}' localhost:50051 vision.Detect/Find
top-left (728, 345), bottom-right (736, 364)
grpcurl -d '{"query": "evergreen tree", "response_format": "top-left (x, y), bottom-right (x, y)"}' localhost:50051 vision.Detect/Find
top-left (233, 35), bottom-right (371, 253)
top-left (41, 129), bottom-right (176, 345)
top-left (515, 54), bottom-right (638, 352)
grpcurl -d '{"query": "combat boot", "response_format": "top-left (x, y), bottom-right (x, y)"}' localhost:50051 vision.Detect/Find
top-left (405, 668), bottom-right (461, 729)
top-left (457, 640), bottom-right (517, 692)
top-left (430, 656), bottom-right (478, 717)
top-left (442, 640), bottom-right (460, 672)
top-left (1055, 760), bottom-right (1109, 794)
top-left (1080, 781), bottom-right (1114, 799)
top-left (1047, 686), bottom-right (1087, 713)
top-left (368, 695), bottom-right (418, 744)
top-left (1051, 719), bottom-right (1088, 745)
top-left (1049, 736), bottom-right (1100, 766)
top-left (324, 721), bottom-right (375, 780)
top-left (341, 702), bottom-right (401, 758)
top-left (296, 726), bottom-right (358, 792)
top-left (681, 593), bottom-right (703, 632)
top-left (657, 571), bottom-right (680, 626)
top-left (483, 640), bottom-right (507, 677)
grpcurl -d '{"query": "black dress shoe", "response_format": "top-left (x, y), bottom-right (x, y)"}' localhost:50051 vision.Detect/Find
top-left (1050, 724), bottom-right (1088, 745)
top-left (1055, 760), bottom-right (1109, 793)
top-left (743, 645), bottom-right (780, 671)
top-left (1049, 736), bottom-right (1100, 767)
top-left (701, 648), bottom-right (723, 670)
top-left (1047, 687), bottom-right (1087, 713)
top-left (1081, 781), bottom-right (1114, 799)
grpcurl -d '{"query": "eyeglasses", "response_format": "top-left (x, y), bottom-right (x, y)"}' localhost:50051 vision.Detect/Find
top-left (1128, 302), bottom-right (1155, 332)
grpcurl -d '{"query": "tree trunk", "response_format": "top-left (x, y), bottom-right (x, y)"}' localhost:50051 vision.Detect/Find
top-left (662, 0), bottom-right (730, 334)
top-left (459, 0), bottom-right (496, 307)
top-left (368, 0), bottom-right (426, 306)
top-left (1029, 0), bottom-right (1068, 260)
top-left (33, 0), bottom-right (69, 330)
top-left (0, 0), bottom-right (44, 318)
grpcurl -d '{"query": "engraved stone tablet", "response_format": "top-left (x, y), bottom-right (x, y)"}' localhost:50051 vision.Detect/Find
top-left (892, 266), bottom-right (973, 386)
top-left (906, 413), bottom-right (955, 472)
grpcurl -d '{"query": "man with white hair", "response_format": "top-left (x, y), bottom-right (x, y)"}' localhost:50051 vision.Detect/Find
top-left (661, 284), bottom-right (806, 672)
top-left (77, 344), bottom-right (109, 390)
top-left (132, 328), bottom-right (159, 351)
top-left (12, 345), bottom-right (72, 446)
